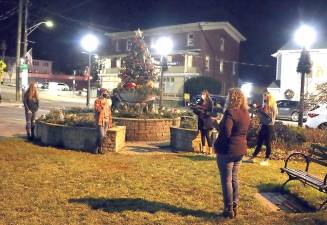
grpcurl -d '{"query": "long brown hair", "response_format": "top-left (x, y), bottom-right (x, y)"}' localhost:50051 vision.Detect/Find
top-left (226, 88), bottom-right (248, 111)
top-left (26, 82), bottom-right (38, 100)
top-left (201, 90), bottom-right (210, 104)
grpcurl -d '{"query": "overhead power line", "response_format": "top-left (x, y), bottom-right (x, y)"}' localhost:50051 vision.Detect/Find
top-left (0, 6), bottom-right (17, 22)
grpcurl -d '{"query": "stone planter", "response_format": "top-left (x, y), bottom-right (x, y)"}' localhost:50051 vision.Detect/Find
top-left (170, 127), bottom-right (218, 153)
top-left (113, 117), bottom-right (180, 141)
top-left (170, 127), bottom-right (201, 152)
top-left (36, 121), bottom-right (126, 153)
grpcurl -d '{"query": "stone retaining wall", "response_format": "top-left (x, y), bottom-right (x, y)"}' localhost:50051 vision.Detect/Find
top-left (36, 121), bottom-right (126, 153)
top-left (113, 117), bottom-right (180, 141)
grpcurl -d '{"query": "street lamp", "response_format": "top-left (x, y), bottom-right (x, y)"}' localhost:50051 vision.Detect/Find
top-left (26, 20), bottom-right (54, 36)
top-left (294, 24), bottom-right (316, 126)
top-left (81, 34), bottom-right (99, 107)
top-left (154, 37), bottom-right (173, 110)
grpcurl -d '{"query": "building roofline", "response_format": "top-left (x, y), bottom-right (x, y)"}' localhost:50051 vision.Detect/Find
top-left (105, 22), bottom-right (246, 44)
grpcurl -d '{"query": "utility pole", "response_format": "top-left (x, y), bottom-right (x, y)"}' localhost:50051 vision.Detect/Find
top-left (86, 53), bottom-right (91, 107)
top-left (23, 0), bottom-right (28, 57)
top-left (15, 0), bottom-right (23, 101)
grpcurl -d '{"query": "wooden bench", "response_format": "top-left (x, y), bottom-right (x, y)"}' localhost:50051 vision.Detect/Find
top-left (280, 144), bottom-right (327, 210)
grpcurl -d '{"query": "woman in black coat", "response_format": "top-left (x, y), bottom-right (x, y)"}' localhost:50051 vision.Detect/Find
top-left (23, 82), bottom-right (39, 141)
top-left (193, 90), bottom-right (214, 154)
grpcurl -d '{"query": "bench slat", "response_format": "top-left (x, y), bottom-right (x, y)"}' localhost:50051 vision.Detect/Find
top-left (281, 168), bottom-right (324, 186)
top-left (307, 157), bottom-right (327, 167)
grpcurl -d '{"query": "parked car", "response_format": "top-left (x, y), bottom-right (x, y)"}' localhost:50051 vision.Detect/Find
top-left (48, 82), bottom-right (70, 91)
top-left (41, 82), bottom-right (49, 89)
top-left (276, 100), bottom-right (307, 122)
top-left (305, 104), bottom-right (327, 130)
top-left (35, 82), bottom-right (43, 88)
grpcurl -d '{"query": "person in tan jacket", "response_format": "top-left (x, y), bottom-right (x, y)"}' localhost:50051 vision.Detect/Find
top-left (94, 88), bottom-right (112, 154)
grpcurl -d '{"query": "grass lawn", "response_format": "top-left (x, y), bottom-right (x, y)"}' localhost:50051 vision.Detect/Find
top-left (0, 138), bottom-right (326, 225)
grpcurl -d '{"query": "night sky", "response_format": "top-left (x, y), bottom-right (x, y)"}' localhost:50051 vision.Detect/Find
top-left (1, 0), bottom-right (327, 85)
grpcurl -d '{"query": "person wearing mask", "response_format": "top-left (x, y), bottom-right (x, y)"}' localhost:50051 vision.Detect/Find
top-left (192, 90), bottom-right (214, 154)
top-left (94, 88), bottom-right (112, 154)
top-left (245, 92), bottom-right (278, 166)
top-left (214, 88), bottom-right (250, 219)
top-left (23, 82), bottom-right (39, 141)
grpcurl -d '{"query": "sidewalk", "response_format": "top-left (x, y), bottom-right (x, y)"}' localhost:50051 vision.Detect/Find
top-left (1, 84), bottom-right (96, 104)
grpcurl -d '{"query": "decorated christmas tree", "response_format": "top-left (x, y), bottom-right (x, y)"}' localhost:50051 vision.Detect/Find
top-left (118, 29), bottom-right (158, 91)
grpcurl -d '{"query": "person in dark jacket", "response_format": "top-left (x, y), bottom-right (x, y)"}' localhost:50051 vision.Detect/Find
top-left (214, 88), bottom-right (250, 219)
top-left (23, 82), bottom-right (39, 141)
top-left (245, 91), bottom-right (278, 166)
top-left (193, 90), bottom-right (214, 154)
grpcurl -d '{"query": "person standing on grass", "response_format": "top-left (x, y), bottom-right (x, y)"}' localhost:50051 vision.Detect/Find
top-left (245, 91), bottom-right (278, 166)
top-left (94, 88), bottom-right (112, 154)
top-left (23, 82), bottom-right (39, 141)
top-left (192, 90), bottom-right (214, 154)
top-left (214, 88), bottom-right (250, 219)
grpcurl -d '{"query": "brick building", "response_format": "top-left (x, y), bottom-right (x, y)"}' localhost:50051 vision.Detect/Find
top-left (98, 21), bottom-right (246, 98)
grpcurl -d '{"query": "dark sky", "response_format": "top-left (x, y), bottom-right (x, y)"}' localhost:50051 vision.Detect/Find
top-left (1, 0), bottom-right (327, 85)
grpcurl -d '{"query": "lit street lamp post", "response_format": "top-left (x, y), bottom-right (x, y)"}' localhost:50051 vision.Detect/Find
top-left (81, 34), bottom-right (99, 107)
top-left (294, 25), bottom-right (316, 127)
top-left (155, 37), bottom-right (173, 110)
top-left (21, 20), bottom-right (54, 91)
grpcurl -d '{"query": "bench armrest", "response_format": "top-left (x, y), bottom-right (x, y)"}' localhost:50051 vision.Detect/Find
top-left (324, 174), bottom-right (327, 186)
top-left (284, 152), bottom-right (310, 172)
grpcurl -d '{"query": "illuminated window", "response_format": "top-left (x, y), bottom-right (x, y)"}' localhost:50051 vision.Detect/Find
top-left (117, 58), bottom-right (121, 68)
top-left (219, 58), bottom-right (224, 73)
top-left (205, 56), bottom-right (210, 71)
top-left (187, 55), bottom-right (193, 68)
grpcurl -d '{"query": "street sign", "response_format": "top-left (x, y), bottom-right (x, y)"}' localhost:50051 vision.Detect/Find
top-left (20, 63), bottom-right (28, 91)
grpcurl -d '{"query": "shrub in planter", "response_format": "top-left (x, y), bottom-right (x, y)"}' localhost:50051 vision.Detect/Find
top-left (39, 108), bottom-right (96, 127)
top-left (180, 117), bottom-right (197, 130)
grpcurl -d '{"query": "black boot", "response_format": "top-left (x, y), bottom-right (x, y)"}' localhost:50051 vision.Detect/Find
top-left (222, 206), bottom-right (234, 219)
top-left (31, 126), bottom-right (35, 141)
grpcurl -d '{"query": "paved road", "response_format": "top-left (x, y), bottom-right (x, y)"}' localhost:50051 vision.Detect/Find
top-left (0, 85), bottom-right (89, 137)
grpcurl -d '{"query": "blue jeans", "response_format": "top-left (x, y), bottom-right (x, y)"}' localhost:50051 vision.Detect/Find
top-left (25, 110), bottom-right (36, 138)
top-left (216, 154), bottom-right (243, 208)
top-left (97, 122), bottom-right (109, 147)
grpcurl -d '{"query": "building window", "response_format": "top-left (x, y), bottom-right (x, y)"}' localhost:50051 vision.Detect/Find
top-left (187, 55), bottom-right (193, 68)
top-left (43, 62), bottom-right (49, 67)
top-left (170, 77), bottom-right (174, 82)
top-left (105, 58), bottom-right (111, 69)
top-left (126, 40), bottom-right (131, 51)
top-left (205, 56), bottom-right (210, 71)
top-left (232, 62), bottom-right (236, 75)
top-left (220, 38), bottom-right (225, 52)
top-left (219, 58), bottom-right (224, 73)
top-left (115, 40), bottom-right (120, 52)
top-left (187, 33), bottom-right (194, 47)
top-left (111, 58), bottom-right (117, 68)
top-left (117, 58), bottom-right (121, 68)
